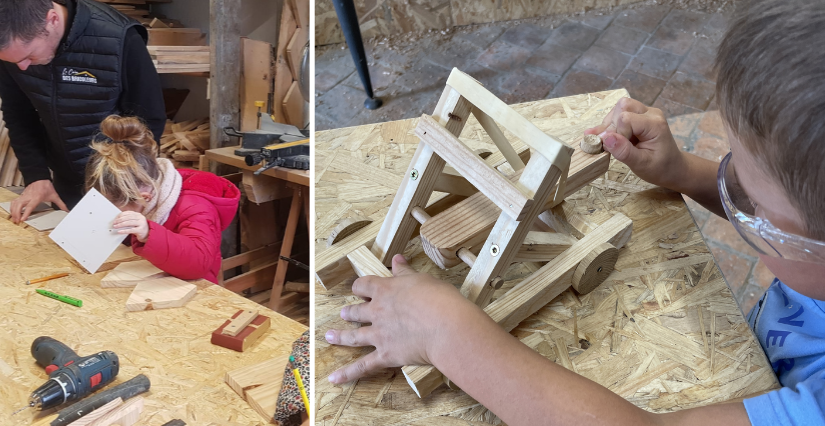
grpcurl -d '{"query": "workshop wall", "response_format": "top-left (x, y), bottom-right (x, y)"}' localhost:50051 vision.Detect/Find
top-left (315, 0), bottom-right (646, 46)
top-left (153, 0), bottom-right (285, 122)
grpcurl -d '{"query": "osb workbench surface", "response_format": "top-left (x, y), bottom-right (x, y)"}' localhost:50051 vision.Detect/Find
top-left (0, 188), bottom-right (308, 426)
top-left (314, 89), bottom-right (779, 425)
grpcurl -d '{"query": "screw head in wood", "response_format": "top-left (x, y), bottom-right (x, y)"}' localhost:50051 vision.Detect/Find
top-left (410, 169), bottom-right (419, 180)
top-left (490, 244), bottom-right (500, 256)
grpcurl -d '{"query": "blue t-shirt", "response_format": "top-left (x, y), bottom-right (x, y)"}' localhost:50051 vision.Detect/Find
top-left (743, 279), bottom-right (825, 425)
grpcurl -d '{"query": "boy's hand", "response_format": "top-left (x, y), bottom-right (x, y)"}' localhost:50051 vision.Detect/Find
top-left (585, 97), bottom-right (688, 190)
top-left (112, 211), bottom-right (150, 242)
top-left (325, 254), bottom-right (474, 384)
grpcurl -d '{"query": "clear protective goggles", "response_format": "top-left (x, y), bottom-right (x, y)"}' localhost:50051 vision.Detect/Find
top-left (718, 151), bottom-right (825, 264)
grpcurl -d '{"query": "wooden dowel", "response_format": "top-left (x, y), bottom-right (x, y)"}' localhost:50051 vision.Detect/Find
top-left (410, 206), bottom-right (431, 224)
top-left (456, 247), bottom-right (476, 268)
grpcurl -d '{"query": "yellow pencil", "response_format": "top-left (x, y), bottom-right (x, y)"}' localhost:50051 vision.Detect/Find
top-left (289, 355), bottom-right (310, 413)
top-left (26, 272), bottom-right (69, 285)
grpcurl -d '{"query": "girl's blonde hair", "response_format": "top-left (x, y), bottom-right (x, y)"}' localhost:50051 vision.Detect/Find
top-left (85, 115), bottom-right (161, 210)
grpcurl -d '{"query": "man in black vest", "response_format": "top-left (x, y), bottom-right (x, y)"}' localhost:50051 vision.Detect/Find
top-left (0, 0), bottom-right (165, 223)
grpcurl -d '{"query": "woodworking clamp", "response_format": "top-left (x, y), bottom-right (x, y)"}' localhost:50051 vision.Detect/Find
top-left (225, 112), bottom-right (308, 158)
top-left (245, 139), bottom-right (310, 173)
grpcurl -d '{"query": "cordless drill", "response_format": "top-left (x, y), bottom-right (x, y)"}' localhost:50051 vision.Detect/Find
top-left (13, 337), bottom-right (119, 414)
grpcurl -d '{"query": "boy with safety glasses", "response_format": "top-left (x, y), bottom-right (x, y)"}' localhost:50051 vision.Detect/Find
top-left (324, 1), bottom-right (825, 424)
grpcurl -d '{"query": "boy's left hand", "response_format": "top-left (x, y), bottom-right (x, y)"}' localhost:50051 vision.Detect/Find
top-left (112, 211), bottom-right (150, 242)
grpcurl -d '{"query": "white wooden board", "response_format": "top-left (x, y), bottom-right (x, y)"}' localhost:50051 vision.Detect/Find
top-left (49, 188), bottom-right (126, 274)
top-left (0, 201), bottom-right (51, 215)
top-left (25, 210), bottom-right (68, 231)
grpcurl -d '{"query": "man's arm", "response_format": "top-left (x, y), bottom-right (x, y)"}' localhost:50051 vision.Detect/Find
top-left (0, 63), bottom-right (53, 184)
top-left (119, 27), bottom-right (166, 141)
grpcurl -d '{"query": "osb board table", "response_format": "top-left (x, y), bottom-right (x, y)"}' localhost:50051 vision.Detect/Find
top-left (0, 188), bottom-right (308, 426)
top-left (314, 89), bottom-right (779, 425)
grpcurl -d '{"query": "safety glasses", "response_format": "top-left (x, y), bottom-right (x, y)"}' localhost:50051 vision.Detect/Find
top-left (718, 151), bottom-right (825, 264)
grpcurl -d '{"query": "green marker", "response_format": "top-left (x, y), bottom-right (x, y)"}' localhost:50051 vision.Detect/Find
top-left (36, 289), bottom-right (83, 307)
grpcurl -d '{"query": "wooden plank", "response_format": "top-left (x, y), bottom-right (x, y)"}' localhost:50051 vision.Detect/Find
top-left (471, 106), bottom-right (524, 171)
top-left (446, 69), bottom-right (570, 166)
top-left (370, 87), bottom-right (472, 267)
top-left (66, 398), bottom-right (123, 426)
top-left (415, 114), bottom-right (532, 220)
top-left (242, 170), bottom-right (293, 204)
top-left (125, 277), bottom-right (198, 311)
top-left (282, 81), bottom-right (305, 128)
top-left (272, 2), bottom-right (297, 124)
top-left (270, 187), bottom-right (304, 311)
top-left (419, 149), bottom-right (609, 257)
top-left (289, 0), bottom-right (309, 28)
top-left (286, 26), bottom-right (308, 82)
top-left (347, 246), bottom-right (392, 278)
top-left (240, 38), bottom-right (273, 132)
top-left (486, 213), bottom-right (633, 331)
top-left (461, 154), bottom-right (562, 306)
top-left (225, 354), bottom-right (289, 400)
top-left (147, 29), bottom-right (206, 46)
top-left (513, 231), bottom-right (577, 263)
top-left (221, 243), bottom-right (281, 271)
top-left (223, 261), bottom-right (278, 293)
top-left (221, 309), bottom-right (258, 337)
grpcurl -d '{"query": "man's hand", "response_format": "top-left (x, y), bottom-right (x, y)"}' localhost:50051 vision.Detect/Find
top-left (325, 254), bottom-right (475, 384)
top-left (112, 211), bottom-right (150, 242)
top-left (10, 180), bottom-right (69, 224)
top-left (585, 97), bottom-right (689, 191)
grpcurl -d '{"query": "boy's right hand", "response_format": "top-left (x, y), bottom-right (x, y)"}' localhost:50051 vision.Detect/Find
top-left (585, 97), bottom-right (688, 191)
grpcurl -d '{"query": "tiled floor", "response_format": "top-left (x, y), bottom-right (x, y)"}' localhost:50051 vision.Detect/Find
top-left (315, 3), bottom-right (774, 313)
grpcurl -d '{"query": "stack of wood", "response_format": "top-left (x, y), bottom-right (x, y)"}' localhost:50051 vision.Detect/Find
top-left (159, 118), bottom-right (210, 170)
top-left (148, 46), bottom-right (210, 74)
top-left (0, 105), bottom-right (25, 188)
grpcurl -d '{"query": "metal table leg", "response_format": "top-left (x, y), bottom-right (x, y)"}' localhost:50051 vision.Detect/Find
top-left (332, 0), bottom-right (383, 109)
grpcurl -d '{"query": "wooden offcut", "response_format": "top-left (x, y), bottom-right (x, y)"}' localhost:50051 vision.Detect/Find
top-left (225, 355), bottom-right (289, 422)
top-left (125, 277), bottom-right (197, 311)
top-left (101, 260), bottom-right (167, 288)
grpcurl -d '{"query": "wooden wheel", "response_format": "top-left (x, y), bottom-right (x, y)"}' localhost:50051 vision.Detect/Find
top-left (571, 242), bottom-right (618, 294)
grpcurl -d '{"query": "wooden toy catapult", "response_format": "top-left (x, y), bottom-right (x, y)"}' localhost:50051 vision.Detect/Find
top-left (317, 68), bottom-right (634, 398)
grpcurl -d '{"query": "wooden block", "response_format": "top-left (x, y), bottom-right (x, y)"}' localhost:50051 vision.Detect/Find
top-left (284, 281), bottom-right (309, 293)
top-left (101, 260), bottom-right (167, 288)
top-left (415, 114), bottom-right (532, 220)
top-left (66, 398), bottom-right (123, 426)
top-left (211, 310), bottom-right (272, 351)
top-left (86, 396), bottom-right (143, 426)
top-left (242, 170), bottom-right (292, 204)
top-left (316, 220), bottom-right (383, 289)
top-left (221, 309), bottom-right (258, 336)
top-left (125, 277), bottom-right (197, 311)
top-left (172, 150), bottom-right (201, 162)
top-left (225, 355), bottom-right (288, 421)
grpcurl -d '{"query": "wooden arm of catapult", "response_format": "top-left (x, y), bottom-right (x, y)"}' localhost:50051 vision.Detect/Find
top-left (317, 68), bottom-right (633, 398)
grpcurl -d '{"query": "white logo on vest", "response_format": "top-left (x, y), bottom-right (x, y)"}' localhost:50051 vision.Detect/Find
top-left (61, 68), bottom-right (98, 84)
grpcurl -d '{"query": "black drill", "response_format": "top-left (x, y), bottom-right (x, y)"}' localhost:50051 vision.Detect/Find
top-left (13, 337), bottom-right (119, 414)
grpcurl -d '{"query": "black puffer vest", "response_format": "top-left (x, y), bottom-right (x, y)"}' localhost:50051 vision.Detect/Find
top-left (3, 0), bottom-right (146, 186)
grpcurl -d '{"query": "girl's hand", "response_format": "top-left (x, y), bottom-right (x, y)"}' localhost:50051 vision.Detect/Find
top-left (112, 211), bottom-right (150, 242)
top-left (585, 97), bottom-right (689, 191)
top-left (325, 254), bottom-right (476, 384)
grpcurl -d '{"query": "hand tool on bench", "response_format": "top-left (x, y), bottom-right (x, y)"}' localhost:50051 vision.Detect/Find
top-left (50, 374), bottom-right (151, 426)
top-left (13, 337), bottom-right (119, 415)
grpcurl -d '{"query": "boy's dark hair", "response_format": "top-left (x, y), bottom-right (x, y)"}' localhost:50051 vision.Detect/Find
top-left (716, 0), bottom-right (825, 240)
top-left (0, 0), bottom-right (54, 50)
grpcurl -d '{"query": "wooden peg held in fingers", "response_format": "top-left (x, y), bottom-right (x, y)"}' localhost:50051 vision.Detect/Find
top-left (581, 134), bottom-right (604, 154)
